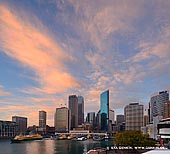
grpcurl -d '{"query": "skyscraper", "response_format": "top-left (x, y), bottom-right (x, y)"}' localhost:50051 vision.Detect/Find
top-left (69, 95), bottom-right (78, 130)
top-left (124, 103), bottom-right (144, 131)
top-left (149, 90), bottom-right (169, 122)
top-left (96, 110), bottom-right (100, 130)
top-left (39, 110), bottom-right (46, 132)
top-left (144, 115), bottom-right (149, 126)
top-left (164, 100), bottom-right (170, 119)
top-left (86, 112), bottom-right (95, 130)
top-left (12, 116), bottom-right (27, 134)
top-left (109, 109), bottom-right (115, 131)
top-left (86, 112), bottom-right (95, 125)
top-left (100, 90), bottom-right (109, 131)
top-left (116, 115), bottom-right (125, 132)
top-left (109, 109), bottom-right (115, 124)
top-left (116, 115), bottom-right (125, 125)
top-left (78, 96), bottom-right (84, 125)
top-left (54, 107), bottom-right (70, 132)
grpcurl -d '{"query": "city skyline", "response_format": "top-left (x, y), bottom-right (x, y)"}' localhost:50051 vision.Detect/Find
top-left (0, 0), bottom-right (170, 126)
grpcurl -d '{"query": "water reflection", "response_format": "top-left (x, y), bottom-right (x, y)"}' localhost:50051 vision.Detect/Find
top-left (54, 139), bottom-right (113, 154)
top-left (0, 139), bottom-right (113, 154)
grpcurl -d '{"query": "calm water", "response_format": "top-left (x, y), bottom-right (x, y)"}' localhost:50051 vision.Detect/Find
top-left (0, 139), bottom-right (114, 154)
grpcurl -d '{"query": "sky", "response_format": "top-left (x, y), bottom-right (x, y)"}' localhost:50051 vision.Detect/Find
top-left (0, 0), bottom-right (170, 126)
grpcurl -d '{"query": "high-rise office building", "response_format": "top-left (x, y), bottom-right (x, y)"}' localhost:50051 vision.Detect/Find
top-left (78, 96), bottom-right (84, 125)
top-left (86, 112), bottom-right (95, 130)
top-left (12, 116), bottom-right (27, 134)
top-left (54, 107), bottom-right (70, 132)
top-left (124, 103), bottom-right (144, 131)
top-left (39, 110), bottom-right (46, 131)
top-left (68, 95), bottom-right (78, 130)
top-left (164, 100), bottom-right (170, 119)
top-left (95, 110), bottom-right (100, 130)
top-left (116, 114), bottom-right (125, 132)
top-left (86, 112), bottom-right (95, 125)
top-left (116, 115), bottom-right (125, 124)
top-left (144, 115), bottom-right (149, 126)
top-left (100, 90), bottom-right (109, 131)
top-left (109, 109), bottom-right (115, 131)
top-left (109, 109), bottom-right (115, 124)
top-left (149, 90), bottom-right (169, 122)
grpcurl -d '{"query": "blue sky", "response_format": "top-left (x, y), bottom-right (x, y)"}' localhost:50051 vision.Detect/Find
top-left (0, 0), bottom-right (170, 126)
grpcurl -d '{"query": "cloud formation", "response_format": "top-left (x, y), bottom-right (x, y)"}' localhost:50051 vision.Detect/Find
top-left (0, 0), bottom-right (170, 125)
top-left (0, 85), bottom-right (11, 96)
top-left (0, 5), bottom-right (80, 95)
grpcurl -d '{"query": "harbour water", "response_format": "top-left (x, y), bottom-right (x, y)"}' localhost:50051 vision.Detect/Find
top-left (0, 139), bottom-right (114, 154)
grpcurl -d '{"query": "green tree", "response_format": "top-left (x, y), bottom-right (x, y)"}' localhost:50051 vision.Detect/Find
top-left (114, 130), bottom-right (156, 149)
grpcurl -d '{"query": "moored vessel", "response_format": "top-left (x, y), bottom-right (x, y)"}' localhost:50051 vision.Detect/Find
top-left (92, 135), bottom-right (105, 141)
top-left (86, 148), bottom-right (107, 154)
top-left (11, 134), bottom-right (43, 143)
top-left (58, 134), bottom-right (67, 140)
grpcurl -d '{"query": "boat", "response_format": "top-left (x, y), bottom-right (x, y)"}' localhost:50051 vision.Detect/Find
top-left (67, 134), bottom-right (75, 140)
top-left (92, 135), bottom-right (105, 141)
top-left (76, 136), bottom-right (87, 141)
top-left (58, 134), bottom-right (67, 140)
top-left (86, 148), bottom-right (107, 154)
top-left (11, 134), bottom-right (43, 143)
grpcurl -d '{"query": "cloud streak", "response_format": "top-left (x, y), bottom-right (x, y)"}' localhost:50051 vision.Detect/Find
top-left (0, 5), bottom-right (80, 95)
top-left (0, 1), bottom-right (170, 126)
top-left (0, 85), bottom-right (11, 96)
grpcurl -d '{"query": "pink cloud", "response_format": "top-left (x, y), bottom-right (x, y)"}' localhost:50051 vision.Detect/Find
top-left (0, 5), bottom-right (80, 94)
top-left (128, 24), bottom-right (170, 63)
top-left (113, 64), bottom-right (145, 84)
top-left (129, 43), bottom-right (170, 63)
top-left (75, 0), bottom-right (145, 50)
top-left (0, 85), bottom-right (11, 96)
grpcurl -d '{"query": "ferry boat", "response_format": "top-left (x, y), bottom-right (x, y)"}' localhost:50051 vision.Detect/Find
top-left (11, 134), bottom-right (43, 143)
top-left (58, 134), bottom-right (67, 140)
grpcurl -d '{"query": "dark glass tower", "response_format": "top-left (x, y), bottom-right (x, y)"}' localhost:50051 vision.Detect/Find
top-left (78, 96), bottom-right (84, 125)
top-left (86, 112), bottom-right (95, 125)
top-left (69, 95), bottom-right (78, 130)
top-left (100, 90), bottom-right (109, 131)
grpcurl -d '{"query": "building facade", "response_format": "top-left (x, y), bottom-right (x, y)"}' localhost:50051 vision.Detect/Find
top-left (141, 116), bottom-right (162, 139)
top-left (0, 120), bottom-right (18, 138)
top-left (78, 96), bottom-right (84, 126)
top-left (86, 112), bottom-right (95, 128)
top-left (12, 116), bottom-right (27, 134)
top-left (69, 95), bottom-right (78, 130)
top-left (116, 115), bottom-right (125, 132)
top-left (124, 103), bottom-right (144, 131)
top-left (39, 110), bottom-right (46, 128)
top-left (109, 109), bottom-right (115, 124)
top-left (54, 107), bottom-right (70, 132)
top-left (157, 118), bottom-right (170, 140)
top-left (116, 115), bottom-right (125, 125)
top-left (149, 90), bottom-right (169, 122)
top-left (109, 109), bottom-right (115, 131)
top-left (95, 110), bottom-right (100, 130)
top-left (144, 115), bottom-right (149, 126)
top-left (164, 100), bottom-right (170, 119)
top-left (100, 90), bottom-right (109, 131)
top-left (39, 110), bottom-right (47, 133)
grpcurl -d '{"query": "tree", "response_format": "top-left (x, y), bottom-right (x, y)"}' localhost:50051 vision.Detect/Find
top-left (114, 130), bottom-right (156, 149)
